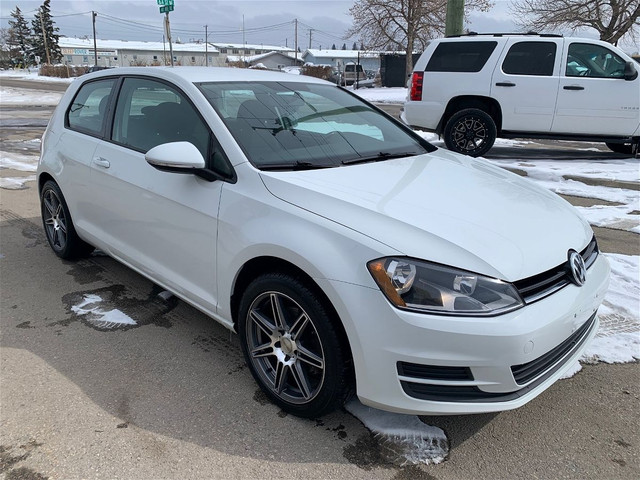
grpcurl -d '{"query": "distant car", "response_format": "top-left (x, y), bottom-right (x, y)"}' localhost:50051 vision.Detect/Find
top-left (402, 34), bottom-right (640, 156)
top-left (86, 66), bottom-right (112, 73)
top-left (342, 62), bottom-right (366, 85)
top-left (38, 67), bottom-right (609, 418)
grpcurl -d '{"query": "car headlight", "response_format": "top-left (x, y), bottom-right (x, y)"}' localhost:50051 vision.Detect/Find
top-left (367, 257), bottom-right (524, 316)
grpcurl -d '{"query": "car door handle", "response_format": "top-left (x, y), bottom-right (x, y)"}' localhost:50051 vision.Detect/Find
top-left (495, 82), bottom-right (516, 87)
top-left (93, 157), bottom-right (110, 168)
top-left (563, 85), bottom-right (585, 91)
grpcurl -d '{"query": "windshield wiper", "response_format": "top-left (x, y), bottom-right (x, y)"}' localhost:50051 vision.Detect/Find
top-left (259, 161), bottom-right (334, 171)
top-left (341, 151), bottom-right (420, 166)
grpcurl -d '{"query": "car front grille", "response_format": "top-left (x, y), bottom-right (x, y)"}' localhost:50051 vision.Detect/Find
top-left (511, 312), bottom-right (597, 385)
top-left (514, 236), bottom-right (599, 304)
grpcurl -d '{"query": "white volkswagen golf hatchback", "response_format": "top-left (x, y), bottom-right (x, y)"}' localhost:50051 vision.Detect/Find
top-left (38, 67), bottom-right (609, 417)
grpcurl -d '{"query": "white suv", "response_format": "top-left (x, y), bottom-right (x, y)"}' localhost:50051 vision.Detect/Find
top-left (402, 34), bottom-right (640, 157)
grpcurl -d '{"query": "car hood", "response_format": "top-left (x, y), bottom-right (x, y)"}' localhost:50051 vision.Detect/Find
top-left (259, 150), bottom-right (593, 281)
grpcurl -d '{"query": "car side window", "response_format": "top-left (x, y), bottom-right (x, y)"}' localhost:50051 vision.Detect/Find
top-left (66, 78), bottom-right (116, 136)
top-left (111, 77), bottom-right (210, 158)
top-left (426, 41), bottom-right (497, 72)
top-left (566, 43), bottom-right (627, 78)
top-left (502, 42), bottom-right (556, 76)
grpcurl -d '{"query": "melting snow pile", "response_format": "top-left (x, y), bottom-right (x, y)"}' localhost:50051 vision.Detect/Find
top-left (71, 294), bottom-right (137, 329)
top-left (0, 151), bottom-right (39, 189)
top-left (345, 400), bottom-right (448, 465)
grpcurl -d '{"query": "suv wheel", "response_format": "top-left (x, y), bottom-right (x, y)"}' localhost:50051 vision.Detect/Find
top-left (444, 108), bottom-right (497, 157)
top-left (605, 142), bottom-right (632, 155)
top-left (238, 273), bottom-right (351, 418)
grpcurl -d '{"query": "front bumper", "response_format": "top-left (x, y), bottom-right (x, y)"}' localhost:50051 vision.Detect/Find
top-left (323, 254), bottom-right (610, 415)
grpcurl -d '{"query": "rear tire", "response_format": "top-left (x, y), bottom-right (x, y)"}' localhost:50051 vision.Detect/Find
top-left (444, 108), bottom-right (497, 157)
top-left (238, 272), bottom-right (351, 418)
top-left (40, 180), bottom-right (94, 259)
top-left (605, 142), bottom-right (632, 155)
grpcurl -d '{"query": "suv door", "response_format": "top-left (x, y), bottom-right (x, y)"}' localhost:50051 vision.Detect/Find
top-left (85, 76), bottom-right (229, 314)
top-left (552, 41), bottom-right (640, 136)
top-left (491, 38), bottom-right (562, 132)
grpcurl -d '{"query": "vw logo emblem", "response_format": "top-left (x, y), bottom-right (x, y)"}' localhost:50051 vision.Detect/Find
top-left (568, 250), bottom-right (586, 286)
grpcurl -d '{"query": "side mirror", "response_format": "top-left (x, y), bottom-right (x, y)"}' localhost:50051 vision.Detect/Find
top-left (624, 61), bottom-right (638, 81)
top-left (145, 141), bottom-right (205, 170)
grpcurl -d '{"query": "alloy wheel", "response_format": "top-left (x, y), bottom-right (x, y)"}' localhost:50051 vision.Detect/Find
top-left (43, 188), bottom-right (68, 251)
top-left (246, 291), bottom-right (325, 404)
top-left (452, 116), bottom-right (489, 152)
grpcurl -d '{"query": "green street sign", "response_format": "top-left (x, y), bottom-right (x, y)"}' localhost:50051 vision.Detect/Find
top-left (159, 5), bottom-right (174, 13)
top-left (157, 0), bottom-right (174, 5)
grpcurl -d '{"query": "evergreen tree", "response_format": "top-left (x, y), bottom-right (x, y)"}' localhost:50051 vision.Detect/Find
top-left (352, 42), bottom-right (358, 50)
top-left (8, 6), bottom-right (32, 66)
top-left (331, 43), bottom-right (336, 49)
top-left (31, 0), bottom-right (61, 64)
top-left (341, 43), bottom-right (347, 50)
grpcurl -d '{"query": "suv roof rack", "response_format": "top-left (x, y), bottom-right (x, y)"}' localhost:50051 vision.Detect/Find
top-left (446, 31), bottom-right (563, 38)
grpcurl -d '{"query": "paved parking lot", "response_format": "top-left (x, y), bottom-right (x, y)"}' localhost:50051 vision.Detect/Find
top-left (1, 88), bottom-right (638, 479)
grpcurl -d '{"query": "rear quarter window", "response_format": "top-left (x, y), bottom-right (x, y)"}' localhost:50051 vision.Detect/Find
top-left (426, 41), bottom-right (498, 72)
top-left (66, 78), bottom-right (117, 136)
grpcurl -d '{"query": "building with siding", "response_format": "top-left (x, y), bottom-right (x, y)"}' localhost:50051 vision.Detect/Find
top-left (59, 37), bottom-right (294, 68)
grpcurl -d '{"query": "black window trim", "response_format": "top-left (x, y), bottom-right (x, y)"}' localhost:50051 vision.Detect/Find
top-left (76, 74), bottom-right (236, 183)
top-left (64, 76), bottom-right (120, 140)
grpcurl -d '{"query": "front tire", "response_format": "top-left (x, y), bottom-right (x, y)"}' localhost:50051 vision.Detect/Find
top-left (238, 273), bottom-right (351, 418)
top-left (444, 108), bottom-right (497, 157)
top-left (605, 142), bottom-right (632, 155)
top-left (40, 180), bottom-right (94, 259)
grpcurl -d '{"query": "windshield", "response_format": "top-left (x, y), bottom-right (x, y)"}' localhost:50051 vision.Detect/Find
top-left (197, 81), bottom-right (433, 170)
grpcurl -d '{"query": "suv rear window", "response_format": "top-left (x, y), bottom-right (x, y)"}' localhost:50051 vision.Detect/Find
top-left (426, 41), bottom-right (498, 72)
top-left (502, 42), bottom-right (556, 76)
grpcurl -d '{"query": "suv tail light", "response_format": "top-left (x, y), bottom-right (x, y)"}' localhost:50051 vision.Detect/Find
top-left (410, 72), bottom-right (424, 101)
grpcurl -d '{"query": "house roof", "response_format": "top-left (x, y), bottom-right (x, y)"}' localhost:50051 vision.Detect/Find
top-left (302, 49), bottom-right (381, 59)
top-left (59, 36), bottom-right (219, 53)
top-left (226, 51), bottom-right (303, 64)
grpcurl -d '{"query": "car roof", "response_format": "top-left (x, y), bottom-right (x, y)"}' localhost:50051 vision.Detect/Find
top-left (81, 66), bottom-right (329, 86)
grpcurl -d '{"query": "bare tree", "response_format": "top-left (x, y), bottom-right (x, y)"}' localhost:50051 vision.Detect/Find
top-left (347, 0), bottom-right (493, 76)
top-left (511, 0), bottom-right (640, 45)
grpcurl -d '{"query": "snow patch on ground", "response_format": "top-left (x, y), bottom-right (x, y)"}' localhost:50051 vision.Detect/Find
top-left (563, 254), bottom-right (640, 378)
top-left (560, 361), bottom-right (583, 379)
top-left (351, 87), bottom-right (408, 104)
top-left (0, 86), bottom-right (64, 105)
top-left (1, 152), bottom-right (39, 172)
top-left (71, 294), bottom-right (137, 329)
top-left (0, 68), bottom-right (75, 84)
top-left (0, 175), bottom-right (36, 190)
top-left (345, 400), bottom-right (448, 465)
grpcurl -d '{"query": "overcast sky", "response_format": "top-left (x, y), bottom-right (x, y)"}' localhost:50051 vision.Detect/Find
top-left (1, 0), bottom-right (638, 53)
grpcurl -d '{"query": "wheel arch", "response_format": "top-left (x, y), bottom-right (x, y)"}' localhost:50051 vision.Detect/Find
top-left (230, 255), bottom-right (355, 373)
top-left (438, 95), bottom-right (502, 134)
top-left (38, 172), bottom-right (56, 195)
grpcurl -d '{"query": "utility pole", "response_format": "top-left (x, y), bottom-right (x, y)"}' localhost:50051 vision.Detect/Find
top-left (445, 0), bottom-right (465, 37)
top-left (242, 15), bottom-right (246, 62)
top-left (92, 11), bottom-right (98, 66)
top-left (294, 18), bottom-right (298, 63)
top-left (40, 13), bottom-right (51, 64)
top-left (308, 28), bottom-right (313, 49)
top-left (165, 12), bottom-right (174, 66)
top-left (205, 25), bottom-right (208, 66)
top-left (163, 34), bottom-right (166, 65)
